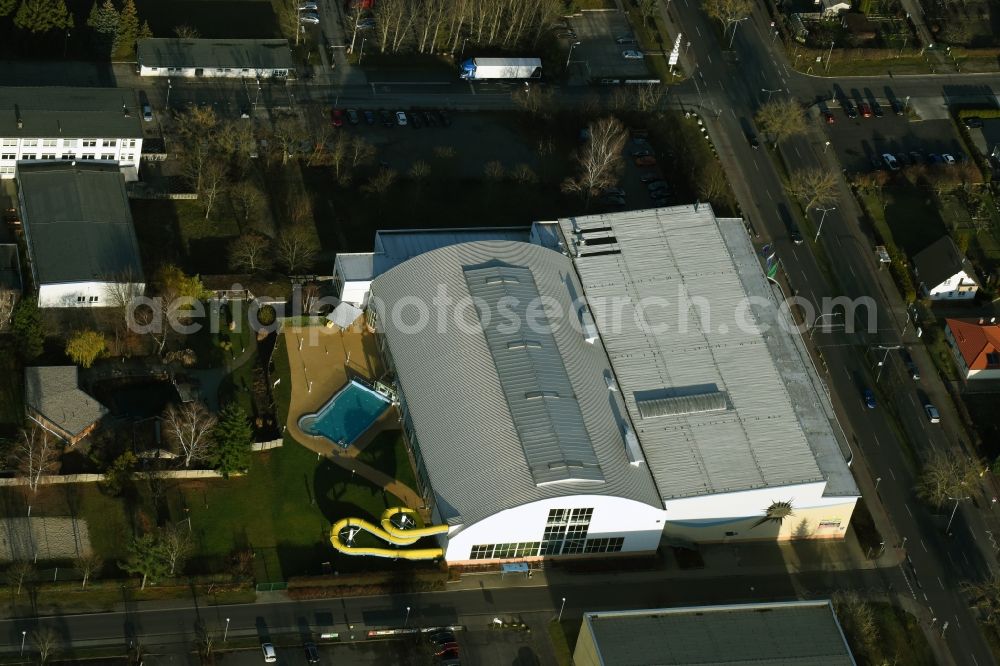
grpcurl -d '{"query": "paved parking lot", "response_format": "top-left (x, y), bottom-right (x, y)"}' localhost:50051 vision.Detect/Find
top-left (567, 11), bottom-right (651, 81)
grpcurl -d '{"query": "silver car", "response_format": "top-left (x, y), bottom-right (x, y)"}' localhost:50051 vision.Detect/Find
top-left (299, 11), bottom-right (320, 24)
top-left (298, 2), bottom-right (318, 9)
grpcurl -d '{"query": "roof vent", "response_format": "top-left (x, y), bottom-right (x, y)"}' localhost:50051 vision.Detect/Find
top-left (580, 307), bottom-right (598, 344)
top-left (605, 375), bottom-right (618, 392)
top-left (623, 424), bottom-right (644, 465)
top-left (16, 119), bottom-right (22, 130)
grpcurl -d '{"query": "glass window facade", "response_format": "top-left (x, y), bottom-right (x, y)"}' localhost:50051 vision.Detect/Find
top-left (467, 507), bottom-right (622, 560)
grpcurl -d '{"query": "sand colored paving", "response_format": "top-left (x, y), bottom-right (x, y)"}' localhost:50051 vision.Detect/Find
top-left (0, 517), bottom-right (91, 561)
top-left (282, 325), bottom-right (423, 510)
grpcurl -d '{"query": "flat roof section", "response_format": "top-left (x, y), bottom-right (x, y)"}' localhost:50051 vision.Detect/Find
top-left (137, 38), bottom-right (295, 71)
top-left (0, 87), bottom-right (142, 139)
top-left (582, 601), bottom-right (856, 666)
top-left (557, 205), bottom-right (856, 500)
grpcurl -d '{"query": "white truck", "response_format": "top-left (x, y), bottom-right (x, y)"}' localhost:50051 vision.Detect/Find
top-left (459, 57), bottom-right (542, 81)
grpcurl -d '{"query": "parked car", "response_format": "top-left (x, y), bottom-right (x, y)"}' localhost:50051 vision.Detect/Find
top-left (142, 103), bottom-right (153, 122)
top-left (747, 133), bottom-right (760, 149)
top-left (909, 151), bottom-right (922, 165)
top-left (863, 388), bottom-right (876, 409)
top-left (428, 630), bottom-right (456, 646)
top-left (890, 99), bottom-right (905, 115)
top-left (437, 649), bottom-right (459, 661)
top-left (380, 109), bottom-right (394, 127)
top-left (872, 101), bottom-right (884, 117)
top-left (395, 111), bottom-right (408, 126)
top-left (410, 111), bottom-right (423, 128)
top-left (882, 153), bottom-right (899, 171)
top-left (299, 11), bottom-right (320, 24)
top-left (616, 35), bottom-right (637, 44)
top-left (647, 180), bottom-right (668, 191)
top-left (924, 403), bottom-right (941, 423)
top-left (603, 194), bottom-right (627, 207)
top-left (895, 153), bottom-right (908, 168)
top-left (261, 643), bottom-right (277, 663)
top-left (346, 109), bottom-right (360, 125)
top-left (298, 2), bottom-right (318, 10)
top-left (423, 110), bottom-right (437, 126)
top-left (556, 31), bottom-right (577, 39)
top-left (843, 101), bottom-right (858, 119)
top-left (435, 643), bottom-right (460, 655)
top-left (822, 110), bottom-right (835, 124)
top-left (330, 108), bottom-right (344, 127)
top-left (927, 153), bottom-right (942, 165)
top-left (942, 153), bottom-right (956, 165)
top-left (603, 187), bottom-right (626, 197)
top-left (900, 349), bottom-right (920, 380)
top-left (357, 17), bottom-right (376, 29)
top-left (789, 224), bottom-right (803, 245)
top-left (859, 102), bottom-right (873, 118)
top-left (622, 49), bottom-right (645, 59)
top-left (964, 116), bottom-right (983, 129)
top-left (634, 155), bottom-right (657, 167)
top-left (632, 149), bottom-right (653, 158)
top-left (437, 109), bottom-right (452, 126)
top-left (304, 643), bottom-right (320, 664)
top-left (363, 109), bottom-right (376, 125)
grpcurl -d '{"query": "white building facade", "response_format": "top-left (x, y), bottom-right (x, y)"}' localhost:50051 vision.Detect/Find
top-left (137, 38), bottom-right (294, 79)
top-left (0, 88), bottom-right (143, 180)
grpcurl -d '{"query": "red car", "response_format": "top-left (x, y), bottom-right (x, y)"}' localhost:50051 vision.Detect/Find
top-left (859, 102), bottom-right (873, 118)
top-left (822, 111), bottom-right (835, 124)
top-left (330, 108), bottom-right (345, 127)
top-left (634, 155), bottom-right (657, 167)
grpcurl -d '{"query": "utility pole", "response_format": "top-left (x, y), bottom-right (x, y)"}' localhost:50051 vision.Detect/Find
top-left (825, 41), bottom-right (835, 72)
top-left (870, 344), bottom-right (902, 382)
top-left (566, 41), bottom-right (581, 70)
top-left (947, 493), bottom-right (970, 534)
top-left (814, 206), bottom-right (837, 243)
top-left (761, 87), bottom-right (781, 102)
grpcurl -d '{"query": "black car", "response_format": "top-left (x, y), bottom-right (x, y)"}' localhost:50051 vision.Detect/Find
top-left (346, 108), bottom-right (360, 125)
top-left (843, 101), bottom-right (858, 119)
top-left (639, 172), bottom-right (661, 183)
top-left (909, 151), bottom-right (922, 165)
top-left (964, 116), bottom-right (983, 129)
top-left (747, 133), bottom-right (760, 149)
top-left (789, 224), bottom-right (804, 245)
top-left (428, 630), bottom-right (456, 646)
top-left (891, 99), bottom-right (904, 115)
top-left (900, 349), bottom-right (920, 380)
top-left (410, 111), bottom-right (423, 129)
top-left (423, 110), bottom-right (437, 126)
top-left (437, 109), bottom-right (452, 126)
top-left (872, 101), bottom-right (884, 117)
top-left (304, 643), bottom-right (320, 664)
top-left (379, 109), bottom-right (394, 127)
top-left (363, 109), bottom-right (376, 125)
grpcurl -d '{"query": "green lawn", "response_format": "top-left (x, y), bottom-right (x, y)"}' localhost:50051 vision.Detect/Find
top-left (547, 619), bottom-right (580, 666)
top-left (862, 185), bottom-right (947, 257)
top-left (130, 198), bottom-right (242, 276)
top-left (355, 430), bottom-right (418, 493)
top-left (843, 603), bottom-right (935, 665)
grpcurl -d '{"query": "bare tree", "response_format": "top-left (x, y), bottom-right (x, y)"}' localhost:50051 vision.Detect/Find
top-left (755, 99), bottom-right (806, 146)
top-left (173, 24), bottom-right (199, 38)
top-left (276, 224), bottom-right (321, 273)
top-left (161, 524), bottom-right (192, 575)
top-left (512, 85), bottom-right (556, 120)
top-left (483, 160), bottom-right (506, 181)
top-left (416, 0), bottom-right (447, 53)
top-left (200, 158), bottom-right (228, 220)
top-left (703, 0), bottom-right (753, 30)
top-left (787, 168), bottom-right (838, 211)
top-left (103, 267), bottom-right (145, 333)
top-left (269, 116), bottom-right (307, 166)
top-left (917, 451), bottom-right (982, 507)
top-left (0, 288), bottom-right (19, 332)
top-left (175, 106), bottom-right (220, 193)
top-left (229, 231), bottom-right (273, 273)
top-left (408, 160), bottom-right (431, 182)
top-left (637, 0), bottom-right (659, 25)
top-left (15, 425), bottom-right (59, 492)
top-left (6, 562), bottom-right (33, 595)
top-left (229, 181), bottom-right (263, 227)
top-left (561, 116), bottom-right (628, 202)
top-left (162, 402), bottom-right (217, 467)
top-left (361, 168), bottom-right (398, 196)
top-left (32, 626), bottom-right (59, 665)
top-left (832, 591), bottom-right (879, 653)
top-left (698, 166), bottom-right (730, 204)
top-left (349, 136), bottom-right (377, 169)
top-left (510, 163), bottom-right (538, 184)
top-left (963, 576), bottom-right (1000, 627)
top-left (75, 552), bottom-right (103, 589)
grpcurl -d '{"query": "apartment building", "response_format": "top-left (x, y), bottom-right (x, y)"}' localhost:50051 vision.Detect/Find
top-left (0, 87), bottom-right (143, 181)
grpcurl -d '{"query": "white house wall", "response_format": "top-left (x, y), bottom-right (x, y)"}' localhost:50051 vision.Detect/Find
top-left (927, 271), bottom-right (978, 300)
top-left (0, 136), bottom-right (142, 179)
top-left (339, 280), bottom-right (372, 307)
top-left (444, 495), bottom-right (667, 562)
top-left (138, 65), bottom-right (288, 79)
top-left (38, 281), bottom-right (144, 308)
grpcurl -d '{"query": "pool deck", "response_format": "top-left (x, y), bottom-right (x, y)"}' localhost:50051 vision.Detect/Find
top-left (282, 325), bottom-right (424, 511)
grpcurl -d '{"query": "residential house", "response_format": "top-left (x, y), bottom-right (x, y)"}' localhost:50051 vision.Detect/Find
top-left (913, 236), bottom-right (979, 301)
top-left (136, 38), bottom-right (295, 79)
top-left (944, 317), bottom-right (1000, 380)
top-left (0, 87), bottom-right (143, 181)
top-left (25, 366), bottom-right (108, 444)
top-left (17, 162), bottom-right (145, 308)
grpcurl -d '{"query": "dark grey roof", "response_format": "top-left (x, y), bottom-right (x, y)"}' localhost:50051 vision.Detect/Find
top-left (18, 162), bottom-right (144, 285)
top-left (0, 244), bottom-right (21, 292)
top-left (0, 87), bottom-right (142, 139)
top-left (369, 241), bottom-right (662, 528)
top-left (137, 38), bottom-right (295, 71)
top-left (581, 601), bottom-right (856, 666)
top-left (25, 366), bottom-right (108, 437)
top-left (464, 263), bottom-right (603, 486)
top-left (913, 235), bottom-right (978, 289)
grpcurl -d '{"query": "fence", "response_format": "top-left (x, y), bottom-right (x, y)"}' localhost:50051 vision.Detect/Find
top-left (252, 439), bottom-right (283, 452)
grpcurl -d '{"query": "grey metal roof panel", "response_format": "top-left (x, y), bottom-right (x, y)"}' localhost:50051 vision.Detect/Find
top-left (0, 87), bottom-right (142, 139)
top-left (464, 263), bottom-right (603, 485)
top-left (584, 601), bottom-right (856, 666)
top-left (369, 241), bottom-right (661, 527)
top-left (558, 206), bottom-right (843, 500)
top-left (18, 162), bottom-right (143, 285)
top-left (137, 38), bottom-right (295, 71)
top-left (25, 366), bottom-right (108, 437)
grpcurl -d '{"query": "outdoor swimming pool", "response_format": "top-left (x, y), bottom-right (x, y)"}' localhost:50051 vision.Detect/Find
top-left (298, 380), bottom-right (392, 448)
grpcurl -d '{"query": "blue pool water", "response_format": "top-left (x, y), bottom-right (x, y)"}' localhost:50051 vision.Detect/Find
top-left (299, 380), bottom-right (392, 447)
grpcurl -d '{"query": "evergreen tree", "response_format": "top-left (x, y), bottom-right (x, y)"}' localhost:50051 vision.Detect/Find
top-left (209, 403), bottom-right (252, 478)
top-left (52, 0), bottom-right (72, 29)
top-left (14, 0), bottom-right (57, 33)
top-left (0, 0), bottom-right (18, 18)
top-left (10, 297), bottom-right (43, 360)
top-left (119, 534), bottom-right (170, 589)
top-left (86, 0), bottom-right (118, 56)
top-left (113, 0), bottom-right (139, 58)
top-left (139, 18), bottom-right (151, 39)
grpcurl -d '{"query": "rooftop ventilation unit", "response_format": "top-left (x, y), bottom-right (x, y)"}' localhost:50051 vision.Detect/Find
top-left (580, 307), bottom-right (598, 344)
top-left (637, 391), bottom-right (728, 419)
top-left (623, 424), bottom-right (644, 465)
top-left (605, 375), bottom-right (618, 392)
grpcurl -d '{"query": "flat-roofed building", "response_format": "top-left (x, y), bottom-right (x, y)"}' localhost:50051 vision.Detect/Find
top-left (137, 38), bottom-right (294, 79)
top-left (573, 601), bottom-right (856, 666)
top-left (0, 87), bottom-right (143, 180)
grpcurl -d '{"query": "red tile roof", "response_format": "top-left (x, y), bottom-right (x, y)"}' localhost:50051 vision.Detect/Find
top-left (946, 318), bottom-right (1000, 371)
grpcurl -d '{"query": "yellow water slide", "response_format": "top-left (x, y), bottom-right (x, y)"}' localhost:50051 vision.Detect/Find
top-left (329, 507), bottom-right (449, 560)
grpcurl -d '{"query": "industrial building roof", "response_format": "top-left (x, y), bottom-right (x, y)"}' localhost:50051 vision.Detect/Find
top-left (18, 162), bottom-right (144, 286)
top-left (555, 205), bottom-right (856, 500)
top-left (25, 366), bottom-right (108, 438)
top-left (0, 87), bottom-right (142, 139)
top-left (580, 601), bottom-right (855, 666)
top-left (137, 38), bottom-right (295, 72)
top-left (369, 241), bottom-right (662, 528)
top-left (336, 227), bottom-right (532, 283)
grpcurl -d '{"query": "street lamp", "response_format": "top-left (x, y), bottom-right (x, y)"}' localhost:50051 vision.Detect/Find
top-left (460, 37), bottom-right (470, 60)
top-left (224, 618), bottom-right (231, 642)
top-left (904, 95), bottom-right (911, 112)
top-left (809, 311), bottom-right (842, 339)
top-left (166, 78), bottom-right (172, 110)
top-left (761, 87), bottom-right (781, 102)
top-left (875, 476), bottom-right (882, 491)
top-left (558, 597), bottom-right (567, 622)
top-left (825, 41), bottom-right (835, 72)
top-left (566, 41), bottom-right (581, 70)
top-left (870, 344), bottom-right (902, 382)
top-left (947, 493), bottom-right (971, 534)
top-left (823, 140), bottom-right (831, 153)
top-left (729, 17), bottom-right (750, 49)
top-left (404, 606), bottom-right (411, 628)
top-left (814, 205), bottom-right (837, 243)
top-left (359, 38), bottom-right (367, 65)
top-left (20, 630), bottom-right (26, 655)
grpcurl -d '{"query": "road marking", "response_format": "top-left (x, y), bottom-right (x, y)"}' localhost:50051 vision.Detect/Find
top-left (909, 393), bottom-right (917, 407)
top-left (905, 502), bottom-right (913, 517)
top-left (849, 263), bottom-right (857, 279)
top-left (766, 189), bottom-right (773, 201)
top-left (955, 615), bottom-right (961, 629)
top-left (948, 551), bottom-right (955, 565)
top-left (695, 25), bottom-right (702, 37)
top-left (794, 145), bottom-right (802, 159)
top-left (873, 434), bottom-right (880, 448)
top-left (706, 53), bottom-right (712, 64)
top-left (972, 653), bottom-right (979, 666)
top-left (752, 158), bottom-right (759, 172)
top-left (963, 551), bottom-right (971, 566)
top-left (938, 577), bottom-right (945, 590)
top-left (921, 538), bottom-right (928, 552)
top-left (889, 467), bottom-right (896, 480)
top-left (923, 592), bottom-right (928, 601)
